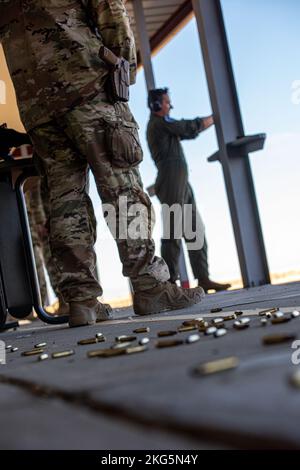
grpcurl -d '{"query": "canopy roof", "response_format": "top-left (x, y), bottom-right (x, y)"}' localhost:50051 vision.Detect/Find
top-left (126, 0), bottom-right (193, 59)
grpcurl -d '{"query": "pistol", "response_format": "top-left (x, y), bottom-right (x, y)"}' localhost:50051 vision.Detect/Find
top-left (99, 46), bottom-right (130, 103)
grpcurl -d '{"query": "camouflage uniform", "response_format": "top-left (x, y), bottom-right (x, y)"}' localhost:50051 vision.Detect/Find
top-left (39, 176), bottom-right (70, 298)
top-left (25, 178), bottom-right (49, 305)
top-left (26, 176), bottom-right (64, 303)
top-left (0, 0), bottom-right (169, 302)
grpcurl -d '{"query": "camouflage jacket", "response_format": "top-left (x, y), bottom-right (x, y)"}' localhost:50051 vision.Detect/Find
top-left (0, 0), bottom-right (137, 131)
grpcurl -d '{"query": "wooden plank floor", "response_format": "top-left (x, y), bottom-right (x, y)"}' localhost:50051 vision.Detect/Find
top-left (0, 281), bottom-right (299, 450)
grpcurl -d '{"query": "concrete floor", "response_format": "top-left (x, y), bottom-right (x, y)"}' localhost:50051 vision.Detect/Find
top-left (0, 282), bottom-right (300, 450)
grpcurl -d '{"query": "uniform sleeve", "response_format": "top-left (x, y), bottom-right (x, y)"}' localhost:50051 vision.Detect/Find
top-left (162, 117), bottom-right (204, 140)
top-left (81, 0), bottom-right (137, 84)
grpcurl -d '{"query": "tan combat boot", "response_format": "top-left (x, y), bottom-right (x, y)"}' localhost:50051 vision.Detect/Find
top-left (133, 281), bottom-right (205, 316)
top-left (45, 296), bottom-right (70, 316)
top-left (55, 297), bottom-right (70, 315)
top-left (69, 299), bottom-right (112, 328)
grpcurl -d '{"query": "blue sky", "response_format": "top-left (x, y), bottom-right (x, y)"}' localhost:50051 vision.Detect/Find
top-left (91, 0), bottom-right (300, 300)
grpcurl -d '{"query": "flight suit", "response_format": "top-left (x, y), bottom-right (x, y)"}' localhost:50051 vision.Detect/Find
top-left (147, 113), bottom-right (209, 283)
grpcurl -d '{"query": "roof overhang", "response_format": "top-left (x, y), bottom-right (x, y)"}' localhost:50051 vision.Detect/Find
top-left (126, 0), bottom-right (194, 63)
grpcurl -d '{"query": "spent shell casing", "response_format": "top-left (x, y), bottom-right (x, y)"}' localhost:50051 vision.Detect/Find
top-left (38, 353), bottom-right (49, 361)
top-left (205, 326), bottom-right (217, 335)
top-left (291, 310), bottom-right (300, 318)
top-left (271, 316), bottom-right (291, 325)
top-left (214, 323), bottom-right (225, 329)
top-left (267, 307), bottom-right (279, 314)
top-left (95, 332), bottom-right (105, 339)
top-left (115, 335), bottom-right (137, 343)
top-left (234, 320), bottom-right (249, 330)
top-left (10, 347), bottom-right (19, 352)
top-left (223, 314), bottom-right (237, 321)
top-left (125, 345), bottom-right (147, 355)
top-left (157, 330), bottom-right (177, 337)
top-left (233, 322), bottom-right (246, 330)
top-left (156, 339), bottom-right (184, 348)
top-left (186, 334), bottom-right (200, 344)
top-left (78, 337), bottom-right (101, 345)
top-left (177, 325), bottom-right (198, 333)
top-left (133, 327), bottom-right (150, 334)
top-left (182, 318), bottom-right (204, 327)
top-left (182, 320), bottom-right (196, 327)
top-left (290, 369), bottom-right (300, 388)
top-left (88, 348), bottom-right (126, 358)
top-left (214, 328), bottom-right (227, 338)
top-left (34, 342), bottom-right (47, 348)
top-left (94, 334), bottom-right (105, 341)
top-left (6, 345), bottom-right (12, 350)
top-left (139, 337), bottom-right (150, 346)
top-left (198, 322), bottom-right (209, 332)
top-left (211, 318), bottom-right (224, 325)
top-left (22, 348), bottom-right (44, 356)
top-left (211, 308), bottom-right (222, 313)
top-left (273, 311), bottom-right (284, 318)
top-left (96, 335), bottom-right (106, 342)
top-left (259, 308), bottom-right (279, 316)
top-left (112, 341), bottom-right (133, 349)
top-left (263, 333), bottom-right (296, 345)
top-left (51, 350), bottom-right (74, 359)
top-left (193, 356), bottom-right (239, 376)
top-left (194, 317), bottom-right (205, 325)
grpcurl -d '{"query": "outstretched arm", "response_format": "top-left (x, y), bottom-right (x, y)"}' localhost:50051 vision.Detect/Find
top-left (162, 114), bottom-right (214, 140)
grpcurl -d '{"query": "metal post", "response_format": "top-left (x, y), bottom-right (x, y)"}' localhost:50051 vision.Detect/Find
top-left (132, 0), bottom-right (156, 90)
top-left (192, 0), bottom-right (270, 287)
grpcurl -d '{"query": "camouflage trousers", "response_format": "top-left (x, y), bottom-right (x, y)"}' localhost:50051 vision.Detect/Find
top-left (29, 92), bottom-right (169, 302)
top-left (26, 177), bottom-right (63, 305)
top-left (26, 178), bottom-right (48, 306)
top-left (39, 178), bottom-right (63, 298)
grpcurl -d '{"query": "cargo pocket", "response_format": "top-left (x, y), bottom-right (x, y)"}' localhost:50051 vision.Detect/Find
top-left (103, 119), bottom-right (143, 168)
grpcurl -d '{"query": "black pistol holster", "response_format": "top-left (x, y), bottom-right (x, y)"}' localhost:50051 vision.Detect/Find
top-left (99, 46), bottom-right (130, 103)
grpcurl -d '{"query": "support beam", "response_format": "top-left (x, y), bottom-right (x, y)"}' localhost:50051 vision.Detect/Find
top-left (132, 0), bottom-right (156, 90)
top-left (192, 0), bottom-right (270, 287)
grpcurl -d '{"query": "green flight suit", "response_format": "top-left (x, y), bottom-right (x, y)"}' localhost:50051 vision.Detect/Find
top-left (147, 113), bottom-right (209, 283)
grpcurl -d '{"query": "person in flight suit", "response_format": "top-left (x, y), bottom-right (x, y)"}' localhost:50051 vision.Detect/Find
top-left (147, 88), bottom-right (231, 293)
